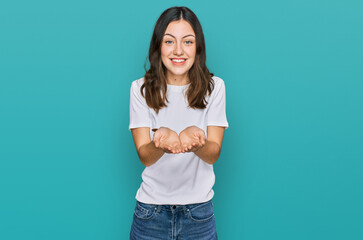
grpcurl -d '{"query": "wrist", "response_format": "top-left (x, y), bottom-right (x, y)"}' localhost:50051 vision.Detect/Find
top-left (153, 126), bottom-right (169, 132)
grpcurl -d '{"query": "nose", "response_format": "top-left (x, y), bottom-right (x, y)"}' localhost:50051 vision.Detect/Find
top-left (173, 42), bottom-right (183, 56)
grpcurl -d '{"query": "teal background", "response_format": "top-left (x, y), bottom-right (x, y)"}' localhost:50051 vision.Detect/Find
top-left (1, 0), bottom-right (362, 239)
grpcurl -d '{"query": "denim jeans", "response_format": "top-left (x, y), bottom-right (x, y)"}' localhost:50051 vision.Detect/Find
top-left (130, 199), bottom-right (217, 240)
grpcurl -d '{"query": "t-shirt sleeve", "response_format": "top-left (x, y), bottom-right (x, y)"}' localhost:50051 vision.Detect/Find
top-left (129, 81), bottom-right (152, 130)
top-left (206, 79), bottom-right (229, 129)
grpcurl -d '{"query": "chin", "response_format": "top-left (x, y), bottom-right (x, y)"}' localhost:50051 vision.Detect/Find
top-left (171, 67), bottom-right (193, 75)
top-left (171, 70), bottom-right (188, 75)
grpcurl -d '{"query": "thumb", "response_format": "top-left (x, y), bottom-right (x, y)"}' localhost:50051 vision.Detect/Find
top-left (153, 132), bottom-right (161, 148)
top-left (198, 130), bottom-right (206, 145)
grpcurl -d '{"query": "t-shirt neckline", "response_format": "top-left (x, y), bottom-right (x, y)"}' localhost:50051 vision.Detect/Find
top-left (167, 83), bottom-right (191, 92)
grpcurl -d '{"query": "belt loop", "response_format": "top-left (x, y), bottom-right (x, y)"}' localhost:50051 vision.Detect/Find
top-left (156, 204), bottom-right (162, 213)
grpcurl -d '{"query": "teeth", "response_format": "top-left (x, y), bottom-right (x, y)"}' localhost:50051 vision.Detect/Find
top-left (172, 59), bottom-right (186, 63)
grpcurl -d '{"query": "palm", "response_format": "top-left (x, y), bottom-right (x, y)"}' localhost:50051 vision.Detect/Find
top-left (153, 127), bottom-right (181, 154)
top-left (179, 126), bottom-right (206, 153)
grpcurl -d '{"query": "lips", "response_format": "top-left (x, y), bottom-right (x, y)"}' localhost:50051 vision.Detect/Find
top-left (170, 58), bottom-right (187, 65)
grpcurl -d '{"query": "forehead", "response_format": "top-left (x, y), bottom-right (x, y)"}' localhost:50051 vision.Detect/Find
top-left (164, 20), bottom-right (195, 37)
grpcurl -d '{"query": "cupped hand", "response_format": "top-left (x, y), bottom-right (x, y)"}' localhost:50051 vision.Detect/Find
top-left (153, 127), bottom-right (182, 154)
top-left (179, 126), bottom-right (206, 153)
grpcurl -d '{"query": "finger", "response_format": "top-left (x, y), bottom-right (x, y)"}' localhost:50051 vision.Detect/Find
top-left (181, 143), bottom-right (188, 150)
top-left (190, 144), bottom-right (200, 152)
top-left (175, 146), bottom-right (181, 154)
top-left (198, 134), bottom-right (206, 145)
top-left (153, 134), bottom-right (160, 147)
top-left (172, 146), bottom-right (178, 154)
top-left (154, 139), bottom-right (160, 148)
top-left (196, 129), bottom-right (205, 141)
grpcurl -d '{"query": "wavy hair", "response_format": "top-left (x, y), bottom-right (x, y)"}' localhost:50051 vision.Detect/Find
top-left (141, 6), bottom-right (214, 113)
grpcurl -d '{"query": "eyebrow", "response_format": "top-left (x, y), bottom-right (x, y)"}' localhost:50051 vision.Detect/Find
top-left (164, 33), bottom-right (195, 38)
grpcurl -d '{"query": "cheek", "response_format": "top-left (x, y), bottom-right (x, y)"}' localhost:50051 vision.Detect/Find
top-left (188, 58), bottom-right (196, 68)
top-left (187, 47), bottom-right (196, 59)
top-left (161, 45), bottom-right (172, 58)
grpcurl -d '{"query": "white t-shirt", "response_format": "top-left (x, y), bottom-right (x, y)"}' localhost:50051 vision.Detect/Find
top-left (129, 76), bottom-right (229, 205)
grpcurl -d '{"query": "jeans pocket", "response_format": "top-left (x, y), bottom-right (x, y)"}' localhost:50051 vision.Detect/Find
top-left (134, 201), bottom-right (157, 220)
top-left (188, 200), bottom-right (214, 223)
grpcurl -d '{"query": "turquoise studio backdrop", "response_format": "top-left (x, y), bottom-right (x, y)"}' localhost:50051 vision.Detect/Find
top-left (1, 0), bottom-right (362, 239)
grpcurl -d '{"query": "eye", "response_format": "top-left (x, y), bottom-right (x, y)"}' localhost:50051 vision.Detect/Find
top-left (164, 40), bottom-right (173, 44)
top-left (185, 40), bottom-right (193, 45)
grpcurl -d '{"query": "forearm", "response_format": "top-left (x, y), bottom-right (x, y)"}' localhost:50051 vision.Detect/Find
top-left (194, 140), bottom-right (221, 165)
top-left (137, 141), bottom-right (165, 167)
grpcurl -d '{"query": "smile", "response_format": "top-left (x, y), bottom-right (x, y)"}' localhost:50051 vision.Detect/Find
top-left (171, 58), bottom-right (186, 62)
top-left (170, 58), bottom-right (187, 65)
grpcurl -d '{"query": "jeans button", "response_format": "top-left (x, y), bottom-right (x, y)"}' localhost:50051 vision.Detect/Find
top-left (172, 205), bottom-right (176, 209)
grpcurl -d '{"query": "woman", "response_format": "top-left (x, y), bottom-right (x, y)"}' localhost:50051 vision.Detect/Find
top-left (129, 6), bottom-right (228, 240)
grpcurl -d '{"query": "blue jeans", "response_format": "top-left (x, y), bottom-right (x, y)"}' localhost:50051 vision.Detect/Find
top-left (130, 199), bottom-right (217, 240)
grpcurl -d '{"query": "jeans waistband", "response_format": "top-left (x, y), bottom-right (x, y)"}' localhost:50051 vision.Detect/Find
top-left (136, 199), bottom-right (213, 212)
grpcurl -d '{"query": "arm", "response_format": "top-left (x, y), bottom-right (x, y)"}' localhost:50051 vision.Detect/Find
top-left (195, 78), bottom-right (228, 164)
top-left (194, 126), bottom-right (225, 164)
top-left (131, 127), bottom-right (182, 167)
top-left (131, 127), bottom-right (163, 167)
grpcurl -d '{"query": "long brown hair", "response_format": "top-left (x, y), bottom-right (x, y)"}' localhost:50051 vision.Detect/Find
top-left (141, 6), bottom-right (214, 113)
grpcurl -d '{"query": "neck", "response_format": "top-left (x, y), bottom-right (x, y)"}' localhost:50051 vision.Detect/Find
top-left (166, 72), bottom-right (190, 86)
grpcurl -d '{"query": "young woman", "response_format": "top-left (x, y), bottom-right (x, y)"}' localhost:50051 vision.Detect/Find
top-left (129, 6), bottom-right (228, 240)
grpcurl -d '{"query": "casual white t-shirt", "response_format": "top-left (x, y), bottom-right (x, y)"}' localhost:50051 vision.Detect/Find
top-left (129, 76), bottom-right (228, 205)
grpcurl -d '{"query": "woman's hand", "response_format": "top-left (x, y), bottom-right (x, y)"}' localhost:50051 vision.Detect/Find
top-left (179, 126), bottom-right (206, 153)
top-left (153, 127), bottom-right (182, 154)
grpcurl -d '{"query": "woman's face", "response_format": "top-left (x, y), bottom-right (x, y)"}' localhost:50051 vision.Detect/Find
top-left (161, 20), bottom-right (196, 82)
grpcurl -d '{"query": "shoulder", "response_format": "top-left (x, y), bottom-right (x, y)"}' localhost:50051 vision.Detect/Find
top-left (207, 76), bottom-right (226, 102)
top-left (211, 75), bottom-right (226, 94)
top-left (130, 77), bottom-right (147, 100)
top-left (211, 75), bottom-right (226, 88)
top-left (130, 77), bottom-right (146, 96)
top-left (131, 77), bottom-right (145, 89)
